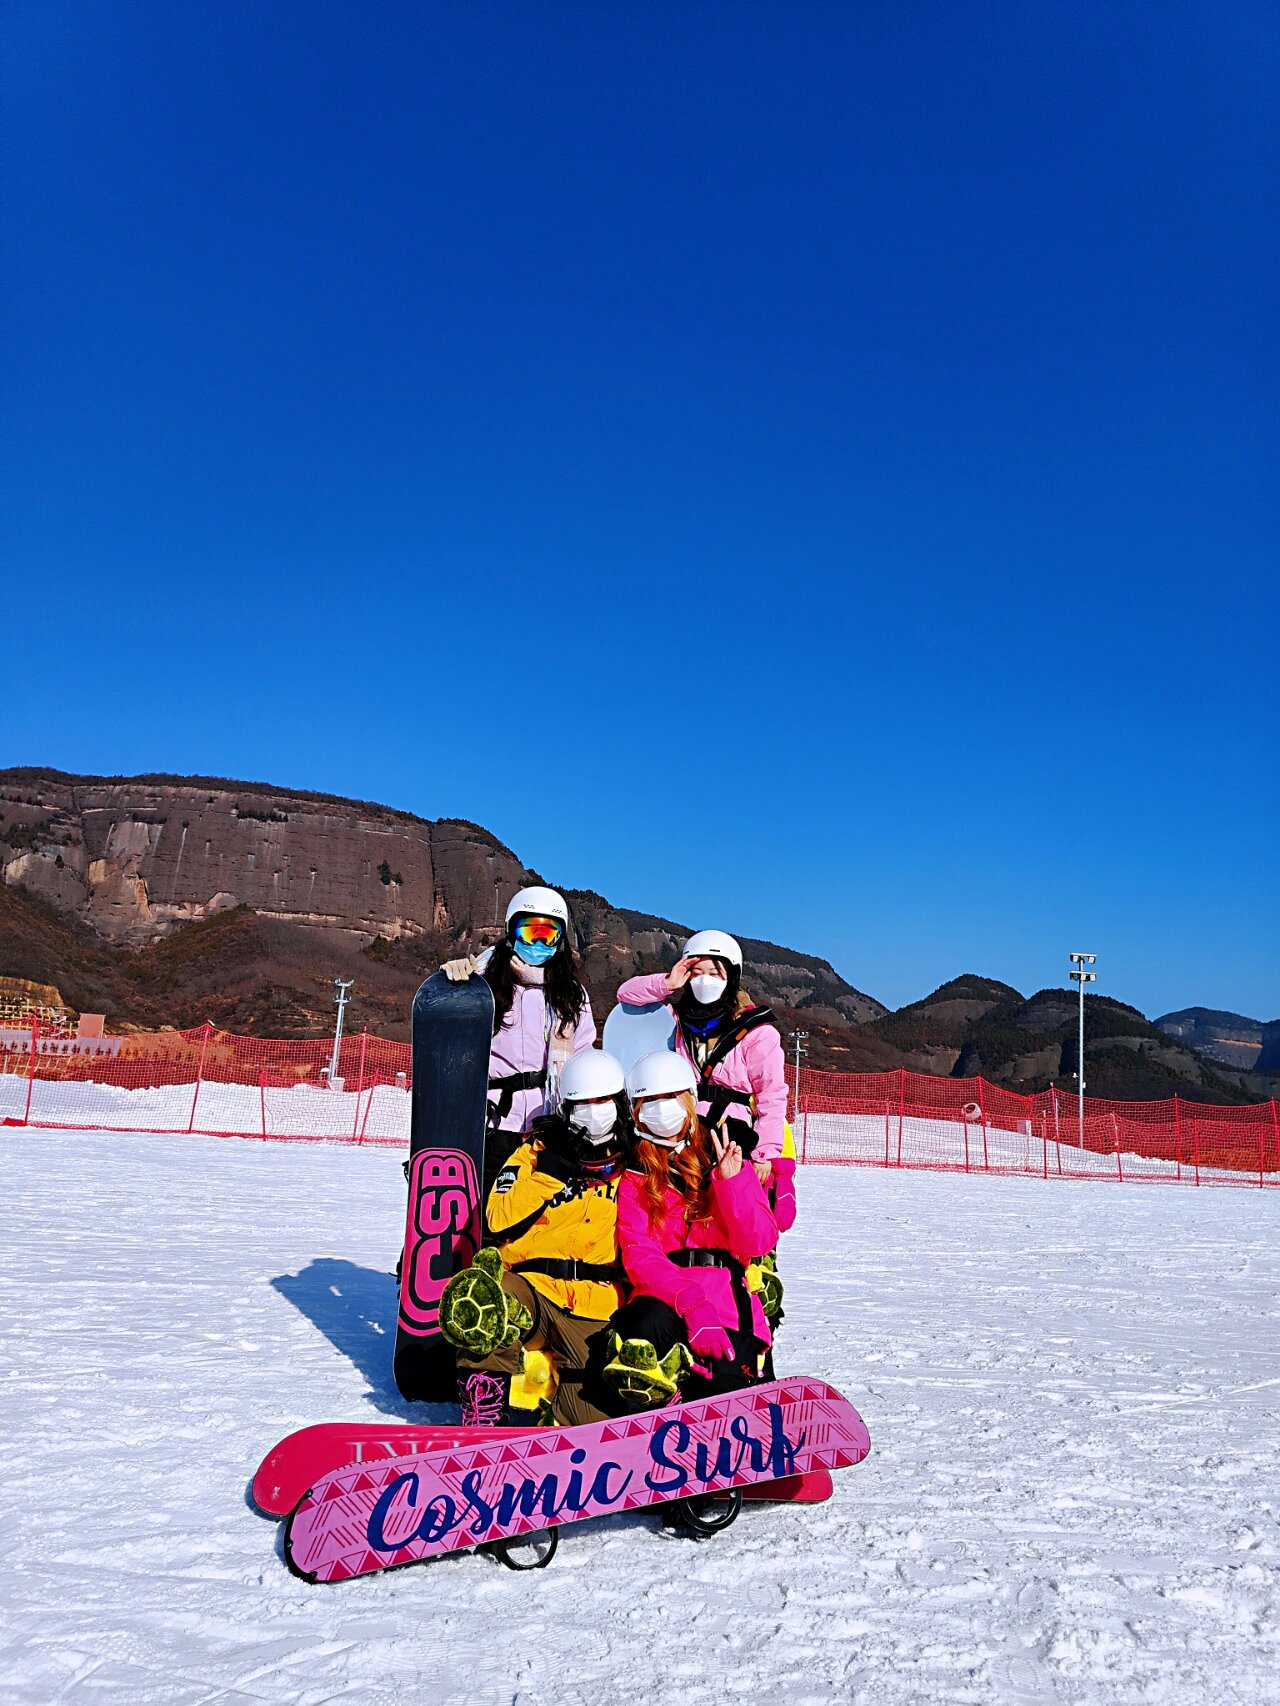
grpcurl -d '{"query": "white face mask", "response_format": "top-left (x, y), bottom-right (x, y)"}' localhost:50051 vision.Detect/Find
top-left (689, 972), bottom-right (728, 1005)
top-left (638, 1097), bottom-right (688, 1142)
top-left (568, 1101), bottom-right (617, 1143)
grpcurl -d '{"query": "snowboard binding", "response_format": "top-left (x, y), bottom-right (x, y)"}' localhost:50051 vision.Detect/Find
top-left (602, 1333), bottom-right (692, 1408)
top-left (439, 1249), bottom-right (533, 1357)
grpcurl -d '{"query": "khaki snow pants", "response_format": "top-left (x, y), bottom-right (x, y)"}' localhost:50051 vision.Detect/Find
top-left (455, 1272), bottom-right (614, 1428)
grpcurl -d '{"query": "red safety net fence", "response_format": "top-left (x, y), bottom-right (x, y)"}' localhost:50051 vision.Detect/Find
top-left (792, 1066), bottom-right (1280, 1187)
top-left (2, 1019), bottom-right (1278, 1185)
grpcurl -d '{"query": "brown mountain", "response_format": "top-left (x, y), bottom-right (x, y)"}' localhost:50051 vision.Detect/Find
top-left (1154, 1007), bottom-right (1272, 1072)
top-left (0, 769), bottom-right (884, 1054)
top-left (864, 975), bottom-right (1272, 1105)
top-left (3, 769), bottom-right (1271, 1102)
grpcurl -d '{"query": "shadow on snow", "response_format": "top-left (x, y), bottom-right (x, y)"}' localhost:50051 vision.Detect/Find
top-left (270, 1255), bottom-right (457, 1424)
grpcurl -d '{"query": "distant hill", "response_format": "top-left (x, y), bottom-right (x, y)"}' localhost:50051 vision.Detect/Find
top-left (864, 976), bottom-right (1271, 1105)
top-left (1154, 1007), bottom-right (1271, 1072)
top-left (0, 769), bottom-right (883, 1055)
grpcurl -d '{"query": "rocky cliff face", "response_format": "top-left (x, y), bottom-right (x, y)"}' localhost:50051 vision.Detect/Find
top-left (0, 769), bottom-right (884, 1043)
top-left (0, 772), bottom-right (527, 947)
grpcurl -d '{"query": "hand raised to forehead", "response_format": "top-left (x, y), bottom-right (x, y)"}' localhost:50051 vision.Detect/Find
top-left (665, 956), bottom-right (695, 992)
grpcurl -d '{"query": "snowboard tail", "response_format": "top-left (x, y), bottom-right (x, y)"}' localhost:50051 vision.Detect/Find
top-left (393, 971), bottom-right (495, 1404)
top-left (283, 1378), bottom-right (870, 1582)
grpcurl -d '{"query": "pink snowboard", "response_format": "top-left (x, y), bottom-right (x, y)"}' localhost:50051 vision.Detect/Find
top-left (284, 1377), bottom-right (870, 1582)
top-left (253, 1420), bottom-right (833, 1517)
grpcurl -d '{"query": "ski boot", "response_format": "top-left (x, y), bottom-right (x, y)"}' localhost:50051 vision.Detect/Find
top-left (509, 1348), bottom-right (557, 1423)
top-left (459, 1370), bottom-right (512, 1426)
top-left (439, 1249), bottom-right (533, 1357)
top-left (602, 1333), bottom-right (692, 1409)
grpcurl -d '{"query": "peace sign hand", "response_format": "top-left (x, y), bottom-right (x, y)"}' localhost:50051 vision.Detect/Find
top-left (710, 1127), bottom-right (744, 1179)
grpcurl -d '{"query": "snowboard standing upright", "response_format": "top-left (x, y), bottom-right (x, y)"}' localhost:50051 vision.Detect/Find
top-left (393, 970), bottom-right (495, 1404)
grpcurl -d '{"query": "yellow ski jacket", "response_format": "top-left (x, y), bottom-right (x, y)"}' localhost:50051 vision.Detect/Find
top-left (486, 1138), bottom-right (623, 1320)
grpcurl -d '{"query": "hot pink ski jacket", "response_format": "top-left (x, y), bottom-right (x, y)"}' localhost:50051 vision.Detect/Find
top-left (616, 972), bottom-right (789, 1161)
top-left (617, 1165), bottom-right (779, 1345)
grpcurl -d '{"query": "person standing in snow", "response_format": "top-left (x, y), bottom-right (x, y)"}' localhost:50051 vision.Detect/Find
top-left (603, 1051), bottom-right (779, 1409)
top-left (614, 929), bottom-right (795, 1221)
top-left (443, 885), bottom-right (596, 1193)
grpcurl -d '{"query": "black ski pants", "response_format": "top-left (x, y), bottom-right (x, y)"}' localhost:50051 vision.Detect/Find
top-left (609, 1295), bottom-right (764, 1401)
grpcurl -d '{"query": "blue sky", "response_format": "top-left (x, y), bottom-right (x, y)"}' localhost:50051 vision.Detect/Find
top-left (3, 1), bottom-right (1276, 1018)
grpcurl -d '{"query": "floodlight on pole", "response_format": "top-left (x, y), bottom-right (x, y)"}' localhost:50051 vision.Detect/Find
top-left (329, 978), bottom-right (354, 1087)
top-left (788, 1030), bottom-right (809, 1127)
top-left (1068, 953), bottom-right (1097, 1145)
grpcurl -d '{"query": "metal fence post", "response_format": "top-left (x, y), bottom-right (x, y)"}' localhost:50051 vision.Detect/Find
top-left (352, 1027), bottom-right (369, 1141)
top-left (21, 1015), bottom-right (38, 1126)
top-left (1172, 1094), bottom-right (1183, 1181)
top-left (188, 1021), bottom-right (212, 1134)
top-left (896, 1069), bottom-right (906, 1167)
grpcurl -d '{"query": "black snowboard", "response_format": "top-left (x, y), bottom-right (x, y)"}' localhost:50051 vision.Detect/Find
top-left (393, 970), bottom-right (495, 1403)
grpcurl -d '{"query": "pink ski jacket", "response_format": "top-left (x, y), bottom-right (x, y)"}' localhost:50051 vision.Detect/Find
top-left (477, 950), bottom-right (597, 1135)
top-left (616, 972), bottom-right (789, 1161)
top-left (617, 1165), bottom-right (779, 1346)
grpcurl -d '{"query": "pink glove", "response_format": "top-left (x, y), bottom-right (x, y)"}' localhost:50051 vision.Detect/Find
top-left (689, 1323), bottom-right (735, 1361)
top-left (770, 1157), bottom-right (797, 1233)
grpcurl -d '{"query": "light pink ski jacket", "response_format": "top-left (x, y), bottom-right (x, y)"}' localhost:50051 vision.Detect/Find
top-left (615, 972), bottom-right (789, 1161)
top-left (478, 950), bottom-right (597, 1135)
top-left (617, 1165), bottom-right (779, 1345)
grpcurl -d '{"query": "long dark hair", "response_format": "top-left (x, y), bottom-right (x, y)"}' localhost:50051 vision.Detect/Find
top-left (484, 936), bottom-right (588, 1034)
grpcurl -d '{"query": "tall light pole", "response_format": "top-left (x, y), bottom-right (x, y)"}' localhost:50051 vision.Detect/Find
top-left (329, 977), bottom-right (354, 1086)
top-left (788, 1030), bottom-right (809, 1128)
top-left (1068, 953), bottom-right (1096, 1144)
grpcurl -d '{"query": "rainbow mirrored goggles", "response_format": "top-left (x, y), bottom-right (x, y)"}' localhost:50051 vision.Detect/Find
top-left (512, 915), bottom-right (563, 947)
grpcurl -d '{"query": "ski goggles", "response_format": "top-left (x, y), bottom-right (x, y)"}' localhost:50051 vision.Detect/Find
top-left (512, 915), bottom-right (563, 948)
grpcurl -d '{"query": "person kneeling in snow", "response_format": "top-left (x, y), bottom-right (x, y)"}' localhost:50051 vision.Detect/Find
top-left (603, 1051), bottom-right (780, 1410)
top-left (438, 1048), bottom-right (627, 1427)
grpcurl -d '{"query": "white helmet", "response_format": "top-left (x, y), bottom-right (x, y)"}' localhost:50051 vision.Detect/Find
top-left (505, 885), bottom-right (570, 929)
top-left (625, 1050), bottom-right (698, 1103)
top-left (681, 928), bottom-right (742, 969)
top-left (559, 1048), bottom-right (625, 1104)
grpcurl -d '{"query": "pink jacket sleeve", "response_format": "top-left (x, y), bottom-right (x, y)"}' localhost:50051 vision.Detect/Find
top-left (711, 1166), bottom-right (778, 1260)
top-left (617, 1178), bottom-right (725, 1326)
top-left (769, 1157), bottom-right (797, 1233)
top-left (742, 1025), bottom-right (789, 1160)
top-left (615, 973), bottom-right (673, 1007)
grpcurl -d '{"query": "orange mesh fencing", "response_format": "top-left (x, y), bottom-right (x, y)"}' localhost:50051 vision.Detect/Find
top-left (2, 1018), bottom-right (1277, 1184)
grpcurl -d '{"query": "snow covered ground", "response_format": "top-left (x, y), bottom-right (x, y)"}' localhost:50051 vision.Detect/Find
top-left (2, 1127), bottom-right (1276, 1705)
